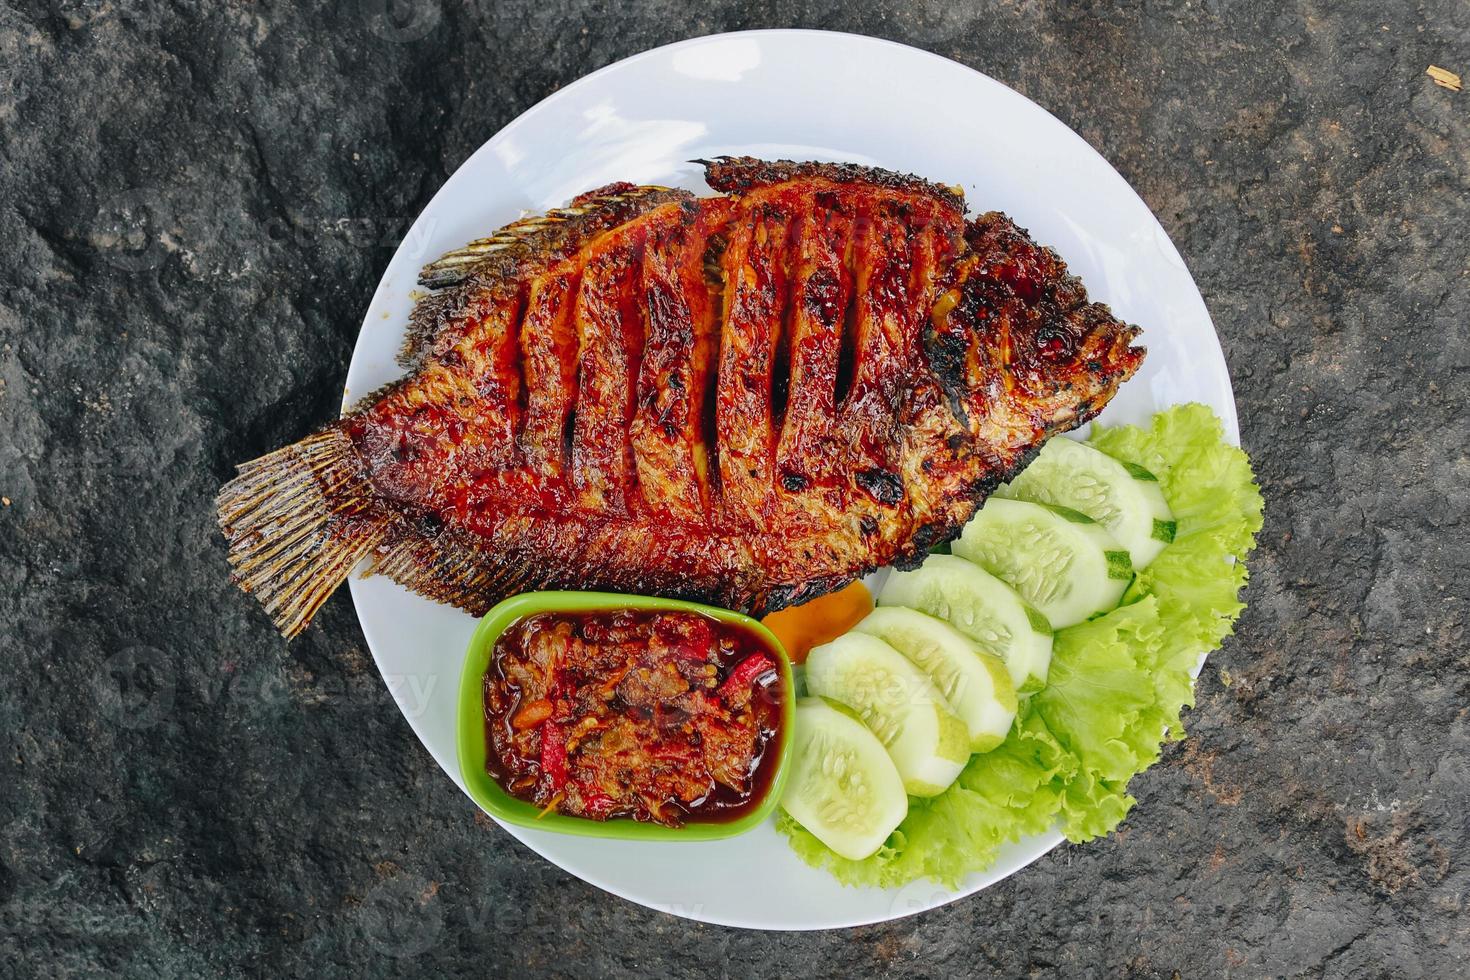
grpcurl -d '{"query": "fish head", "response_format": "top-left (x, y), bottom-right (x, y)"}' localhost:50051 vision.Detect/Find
top-left (924, 212), bottom-right (1146, 437)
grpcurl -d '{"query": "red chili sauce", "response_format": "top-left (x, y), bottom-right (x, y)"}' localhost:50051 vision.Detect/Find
top-left (483, 609), bottom-right (785, 826)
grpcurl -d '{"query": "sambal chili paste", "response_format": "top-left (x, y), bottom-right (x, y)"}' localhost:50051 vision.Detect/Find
top-left (483, 609), bottom-right (785, 826)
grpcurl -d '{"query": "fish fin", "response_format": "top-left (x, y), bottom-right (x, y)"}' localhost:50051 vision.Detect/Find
top-left (415, 211), bottom-right (569, 291)
top-left (415, 183), bottom-right (690, 291)
top-left (701, 156), bottom-right (966, 213)
top-left (216, 427), bottom-right (389, 638)
top-left (363, 527), bottom-right (548, 617)
top-left (365, 521), bottom-right (721, 618)
top-left (218, 425), bottom-right (556, 632)
top-left (400, 183), bottom-right (693, 370)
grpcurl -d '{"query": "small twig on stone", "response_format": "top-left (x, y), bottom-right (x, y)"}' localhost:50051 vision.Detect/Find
top-left (1427, 65), bottom-right (1462, 92)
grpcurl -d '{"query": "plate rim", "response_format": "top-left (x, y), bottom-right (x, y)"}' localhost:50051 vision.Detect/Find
top-left (343, 28), bottom-right (1238, 930)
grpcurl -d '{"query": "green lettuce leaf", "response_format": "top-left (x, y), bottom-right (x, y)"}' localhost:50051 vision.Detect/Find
top-left (1092, 403), bottom-right (1264, 740)
top-left (777, 403), bottom-right (1263, 887)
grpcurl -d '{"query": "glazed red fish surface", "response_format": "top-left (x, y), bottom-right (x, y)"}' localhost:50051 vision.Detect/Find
top-left (217, 158), bottom-right (1144, 638)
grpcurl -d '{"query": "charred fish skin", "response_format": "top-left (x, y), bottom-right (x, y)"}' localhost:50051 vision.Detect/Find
top-left (216, 158), bottom-right (1144, 638)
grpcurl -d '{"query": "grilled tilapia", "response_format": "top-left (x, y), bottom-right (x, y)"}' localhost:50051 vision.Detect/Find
top-left (218, 158), bottom-right (1144, 638)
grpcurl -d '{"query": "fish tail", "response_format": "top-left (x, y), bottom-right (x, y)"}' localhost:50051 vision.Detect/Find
top-left (215, 427), bottom-right (389, 638)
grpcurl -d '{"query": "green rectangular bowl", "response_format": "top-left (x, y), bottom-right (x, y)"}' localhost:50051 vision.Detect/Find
top-left (456, 591), bottom-right (795, 841)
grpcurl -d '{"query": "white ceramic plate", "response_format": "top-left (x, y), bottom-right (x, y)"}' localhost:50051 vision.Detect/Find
top-left (344, 30), bottom-right (1237, 930)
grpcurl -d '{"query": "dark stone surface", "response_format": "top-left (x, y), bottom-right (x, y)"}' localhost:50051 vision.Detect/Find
top-left (2, 1), bottom-right (1467, 976)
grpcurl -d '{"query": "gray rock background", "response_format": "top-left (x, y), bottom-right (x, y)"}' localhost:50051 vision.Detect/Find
top-left (2, 1), bottom-right (1467, 976)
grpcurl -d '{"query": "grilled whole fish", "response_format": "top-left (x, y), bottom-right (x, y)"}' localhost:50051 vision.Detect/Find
top-left (218, 158), bottom-right (1144, 638)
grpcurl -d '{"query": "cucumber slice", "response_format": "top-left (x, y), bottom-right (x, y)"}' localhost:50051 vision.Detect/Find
top-left (878, 554), bottom-right (1054, 694)
top-left (781, 698), bottom-right (908, 861)
top-left (805, 633), bottom-right (971, 797)
top-left (853, 606), bottom-right (1017, 752)
top-left (953, 497), bottom-right (1133, 629)
top-left (995, 436), bottom-right (1177, 569)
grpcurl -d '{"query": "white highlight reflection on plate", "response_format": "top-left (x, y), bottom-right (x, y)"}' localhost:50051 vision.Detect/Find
top-left (344, 30), bottom-right (1236, 930)
top-left (670, 35), bottom-right (763, 81)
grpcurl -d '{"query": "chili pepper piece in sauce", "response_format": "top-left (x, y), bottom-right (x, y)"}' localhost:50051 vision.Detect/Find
top-left (717, 654), bottom-right (777, 704)
top-left (539, 720), bottom-right (568, 792)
